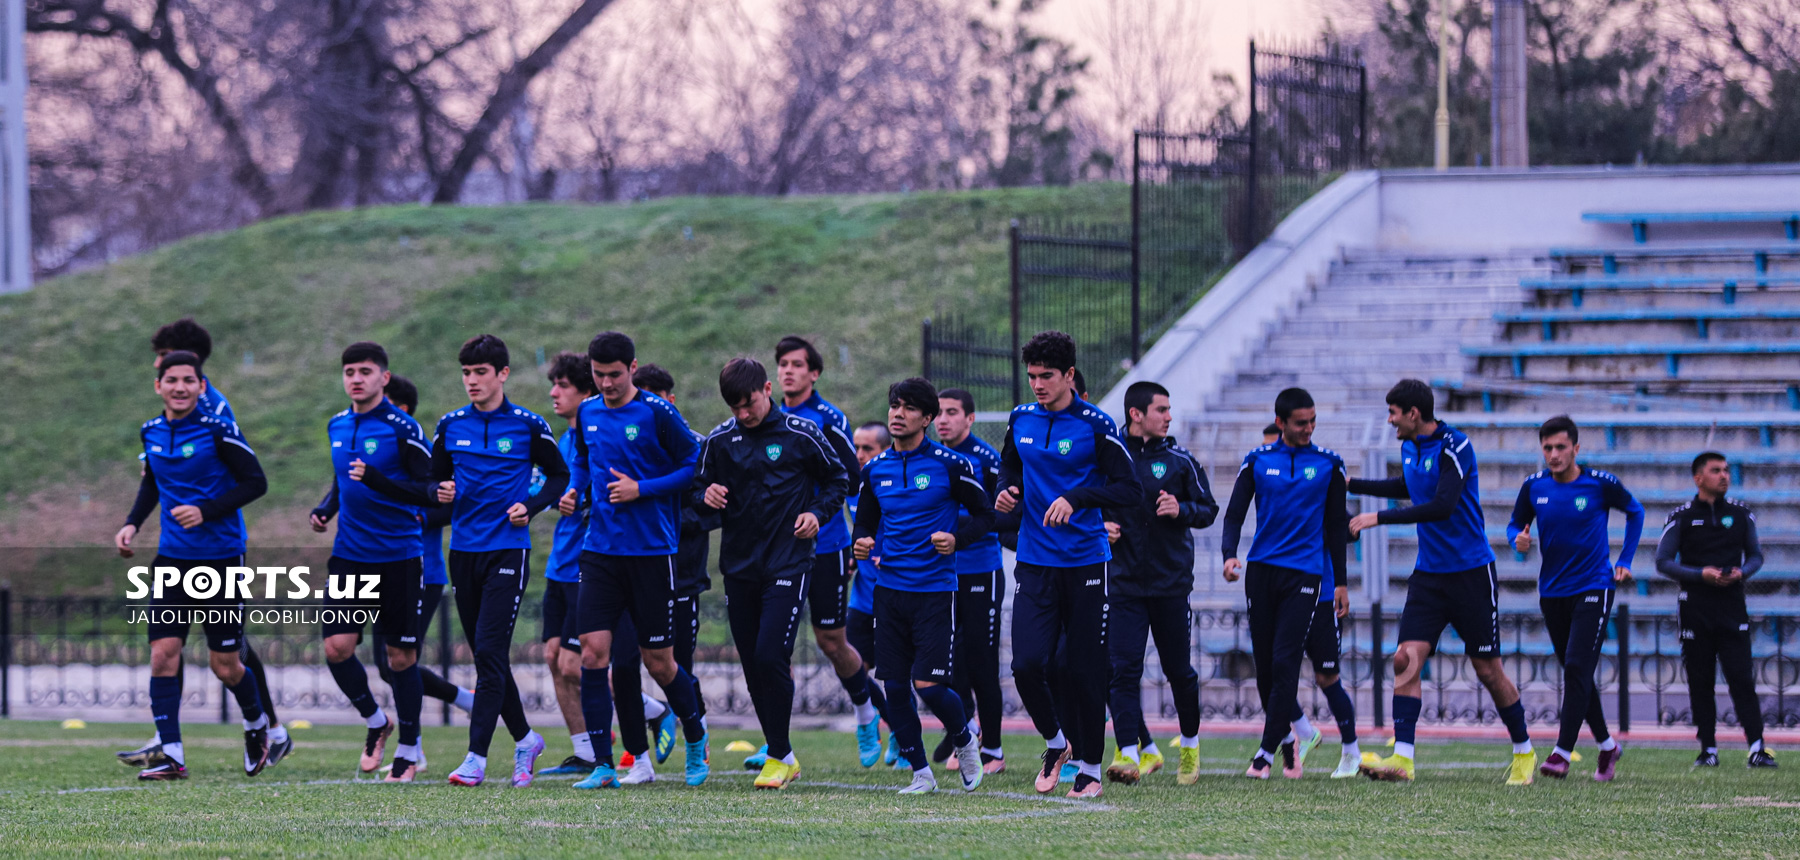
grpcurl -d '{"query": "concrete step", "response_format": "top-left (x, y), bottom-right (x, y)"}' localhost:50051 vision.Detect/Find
top-left (1278, 318), bottom-right (1498, 339)
top-left (1472, 353), bottom-right (1800, 384)
top-left (1501, 319), bottom-right (1800, 344)
top-left (1247, 352), bottom-right (1465, 372)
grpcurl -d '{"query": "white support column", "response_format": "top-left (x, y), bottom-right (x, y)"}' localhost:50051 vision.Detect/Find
top-left (0, 0), bottom-right (28, 292)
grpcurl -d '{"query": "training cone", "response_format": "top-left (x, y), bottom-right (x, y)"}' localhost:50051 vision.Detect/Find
top-left (61, 718), bottom-right (87, 729)
top-left (289, 719), bottom-right (314, 730)
top-left (724, 740), bottom-right (757, 753)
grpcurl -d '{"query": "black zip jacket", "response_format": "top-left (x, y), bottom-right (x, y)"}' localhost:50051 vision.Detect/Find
top-left (677, 428), bottom-right (721, 596)
top-left (692, 411), bottom-right (849, 581)
top-left (1107, 435), bottom-right (1218, 597)
top-left (1656, 495), bottom-right (1763, 627)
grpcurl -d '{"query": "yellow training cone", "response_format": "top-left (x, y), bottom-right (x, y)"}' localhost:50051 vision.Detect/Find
top-left (61, 718), bottom-right (87, 729)
top-left (724, 740), bottom-right (757, 752)
top-left (1569, 751), bottom-right (1583, 762)
top-left (289, 719), bottom-right (314, 730)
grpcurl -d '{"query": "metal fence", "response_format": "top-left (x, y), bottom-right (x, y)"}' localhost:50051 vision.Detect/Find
top-left (922, 41), bottom-right (1367, 410)
top-left (7, 588), bottom-right (1796, 735)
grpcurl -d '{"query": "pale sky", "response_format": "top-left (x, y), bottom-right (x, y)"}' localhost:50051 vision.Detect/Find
top-left (1039, 0), bottom-right (1328, 88)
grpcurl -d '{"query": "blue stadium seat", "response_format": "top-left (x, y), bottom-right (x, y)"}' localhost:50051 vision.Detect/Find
top-left (1582, 210), bottom-right (1800, 243)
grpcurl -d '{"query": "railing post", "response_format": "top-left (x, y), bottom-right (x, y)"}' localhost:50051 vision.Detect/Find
top-left (1129, 132), bottom-right (1142, 363)
top-left (1616, 602), bottom-right (1630, 733)
top-left (1371, 601), bottom-right (1385, 728)
top-left (920, 318), bottom-right (933, 380)
top-left (1008, 219), bottom-right (1022, 406)
top-left (1, 585), bottom-right (10, 718)
top-left (1245, 41), bottom-right (1259, 251)
top-left (440, 592), bottom-right (454, 725)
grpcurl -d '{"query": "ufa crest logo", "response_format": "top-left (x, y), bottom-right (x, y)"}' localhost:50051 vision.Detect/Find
top-left (179, 443), bottom-right (196, 458)
top-left (1056, 438), bottom-right (1072, 455)
top-left (1150, 461), bottom-right (1168, 480)
top-left (765, 444), bottom-right (783, 461)
top-left (1574, 496), bottom-right (1588, 511)
top-left (624, 424), bottom-right (640, 441)
top-left (496, 437), bottom-right (513, 454)
top-left (363, 438), bottom-right (379, 456)
top-left (913, 474), bottom-right (931, 490)
top-left (1722, 515), bottom-right (1735, 528)
top-left (1422, 457), bottom-right (1433, 472)
top-left (1303, 466), bottom-right (1317, 480)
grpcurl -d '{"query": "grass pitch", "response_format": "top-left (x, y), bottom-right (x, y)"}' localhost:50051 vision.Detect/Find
top-left (0, 720), bottom-right (1793, 858)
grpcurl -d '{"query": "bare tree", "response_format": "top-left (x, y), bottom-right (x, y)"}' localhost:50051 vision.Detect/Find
top-left (1080, 0), bottom-right (1212, 177)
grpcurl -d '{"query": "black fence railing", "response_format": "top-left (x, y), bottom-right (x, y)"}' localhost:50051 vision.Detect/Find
top-left (7, 588), bottom-right (1797, 733)
top-left (923, 41), bottom-right (1366, 410)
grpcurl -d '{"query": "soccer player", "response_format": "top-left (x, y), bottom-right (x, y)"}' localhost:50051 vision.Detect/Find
top-left (374, 375), bottom-right (475, 744)
top-left (1656, 452), bottom-right (1776, 768)
top-left (694, 357), bottom-right (850, 789)
top-left (930, 388), bottom-right (1008, 775)
top-left (537, 352), bottom-right (601, 776)
top-left (1507, 415), bottom-right (1641, 781)
top-left (1219, 387), bottom-right (1346, 780)
top-left (306, 342), bottom-right (432, 780)
top-left (634, 363), bottom-right (717, 759)
top-left (115, 350), bottom-right (272, 780)
top-left (560, 332), bottom-right (711, 790)
top-left (119, 319), bottom-right (289, 771)
top-left (1347, 379), bottom-right (1535, 784)
top-left (992, 331), bottom-right (1141, 799)
top-left (412, 334), bottom-right (566, 786)
top-left (846, 420), bottom-right (896, 767)
top-left (851, 378), bottom-right (993, 794)
top-left (769, 335), bottom-right (881, 767)
top-left (1105, 381), bottom-right (1216, 786)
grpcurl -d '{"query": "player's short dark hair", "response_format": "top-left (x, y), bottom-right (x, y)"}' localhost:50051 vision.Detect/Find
top-left (548, 350), bottom-right (597, 395)
top-left (152, 318), bottom-right (213, 361)
top-left (587, 331), bottom-right (635, 366)
top-left (156, 350), bottom-right (203, 379)
top-left (1022, 330), bottom-right (1076, 372)
top-left (1073, 369), bottom-right (1088, 398)
top-left (1262, 423), bottom-right (1280, 438)
top-left (719, 357), bottom-right (767, 406)
top-left (888, 377), bottom-right (940, 419)
top-left (1538, 414), bottom-right (1579, 443)
top-left (459, 334), bottom-right (509, 370)
top-left (857, 421), bottom-right (891, 447)
top-left (775, 335), bottom-right (824, 373)
top-left (938, 387), bottom-right (976, 415)
top-left (1691, 451), bottom-right (1727, 475)
top-left (633, 363), bottom-right (675, 397)
top-left (1274, 387), bottom-right (1314, 420)
top-left (1385, 378), bottom-right (1435, 422)
top-left (384, 374), bottom-right (418, 413)
top-left (1124, 381), bottom-right (1169, 417)
top-left (341, 341), bottom-right (389, 370)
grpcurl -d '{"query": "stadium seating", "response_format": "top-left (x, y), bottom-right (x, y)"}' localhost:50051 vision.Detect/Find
top-left (1180, 223), bottom-right (1800, 610)
top-left (1582, 209), bottom-right (1800, 243)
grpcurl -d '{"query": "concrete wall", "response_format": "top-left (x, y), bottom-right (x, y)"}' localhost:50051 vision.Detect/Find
top-left (1098, 170), bottom-right (1382, 419)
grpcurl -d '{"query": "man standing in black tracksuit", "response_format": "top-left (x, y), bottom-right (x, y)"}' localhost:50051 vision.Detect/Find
top-left (1656, 451), bottom-right (1776, 768)
top-left (1104, 381), bottom-right (1216, 787)
top-left (694, 357), bottom-right (849, 790)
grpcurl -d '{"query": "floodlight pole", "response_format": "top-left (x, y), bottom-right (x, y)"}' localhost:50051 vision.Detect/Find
top-left (1434, 0), bottom-right (1450, 170)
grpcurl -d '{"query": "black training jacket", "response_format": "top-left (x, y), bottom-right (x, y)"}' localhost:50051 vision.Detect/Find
top-left (1656, 495), bottom-right (1764, 627)
top-left (1107, 435), bottom-right (1219, 597)
top-left (692, 411), bottom-right (849, 582)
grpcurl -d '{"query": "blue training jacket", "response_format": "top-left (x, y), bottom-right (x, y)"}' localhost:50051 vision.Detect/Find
top-left (545, 426), bottom-right (589, 582)
top-left (1507, 467), bottom-right (1645, 597)
top-left (851, 441), bottom-right (995, 592)
top-left (778, 390), bottom-right (860, 555)
top-left (321, 399), bottom-right (429, 563)
top-left (1221, 438), bottom-right (1349, 579)
top-left (998, 400), bottom-right (1141, 568)
top-left (1349, 423), bottom-right (1496, 575)
top-left (570, 389), bottom-right (698, 556)
top-left (947, 433), bottom-right (1005, 574)
top-left (430, 397), bottom-right (569, 553)
top-left (128, 411), bottom-right (267, 559)
top-left (846, 493), bottom-right (878, 613)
